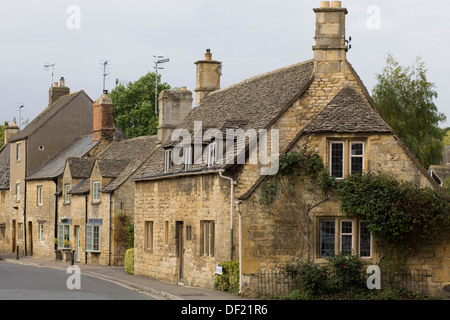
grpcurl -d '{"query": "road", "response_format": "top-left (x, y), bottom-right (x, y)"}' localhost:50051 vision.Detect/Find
top-left (0, 261), bottom-right (156, 300)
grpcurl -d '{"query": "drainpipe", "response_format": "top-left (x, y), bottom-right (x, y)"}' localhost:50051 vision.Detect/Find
top-left (235, 200), bottom-right (242, 294)
top-left (84, 194), bottom-right (88, 264)
top-left (53, 178), bottom-right (58, 251)
top-left (218, 170), bottom-right (235, 261)
top-left (23, 137), bottom-right (28, 256)
top-left (109, 192), bottom-right (113, 266)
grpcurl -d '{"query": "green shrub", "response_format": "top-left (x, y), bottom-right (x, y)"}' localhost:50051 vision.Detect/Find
top-left (124, 248), bottom-right (134, 275)
top-left (214, 261), bottom-right (240, 295)
top-left (295, 262), bottom-right (329, 296)
top-left (327, 252), bottom-right (367, 291)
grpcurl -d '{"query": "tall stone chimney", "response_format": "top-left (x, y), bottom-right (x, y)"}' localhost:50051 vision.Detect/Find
top-left (3, 119), bottom-right (19, 145)
top-left (92, 90), bottom-right (115, 142)
top-left (194, 49), bottom-right (221, 105)
top-left (158, 87), bottom-right (193, 144)
top-left (312, 1), bottom-right (348, 76)
top-left (49, 77), bottom-right (70, 105)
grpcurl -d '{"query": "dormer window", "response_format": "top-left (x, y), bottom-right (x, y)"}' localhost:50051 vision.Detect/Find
top-left (207, 142), bottom-right (217, 168)
top-left (329, 140), bottom-right (365, 179)
top-left (92, 181), bottom-right (101, 203)
top-left (164, 149), bottom-right (172, 172)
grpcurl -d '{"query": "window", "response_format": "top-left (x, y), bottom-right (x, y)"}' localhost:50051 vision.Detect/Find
top-left (200, 221), bottom-right (215, 257)
top-left (319, 218), bottom-right (372, 259)
top-left (57, 223), bottom-right (71, 249)
top-left (18, 223), bottom-right (23, 240)
top-left (92, 181), bottom-right (100, 203)
top-left (320, 220), bottom-right (335, 258)
top-left (144, 221), bottom-right (153, 251)
top-left (184, 146), bottom-right (193, 171)
top-left (186, 226), bottom-right (192, 241)
top-left (37, 186), bottom-right (43, 206)
top-left (359, 221), bottom-right (372, 258)
top-left (16, 183), bottom-right (20, 201)
top-left (39, 223), bottom-right (45, 242)
top-left (207, 142), bottom-right (217, 168)
top-left (164, 149), bottom-right (172, 172)
top-left (64, 184), bottom-right (71, 204)
top-left (350, 142), bottom-right (364, 175)
top-left (16, 143), bottom-right (21, 161)
top-left (330, 142), bottom-right (344, 179)
top-left (340, 220), bottom-right (353, 254)
top-left (86, 224), bottom-right (101, 252)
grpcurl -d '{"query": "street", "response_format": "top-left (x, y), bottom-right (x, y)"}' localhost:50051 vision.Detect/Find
top-left (0, 261), bottom-right (156, 300)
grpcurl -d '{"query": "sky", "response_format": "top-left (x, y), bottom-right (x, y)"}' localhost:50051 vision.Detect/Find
top-left (0, 0), bottom-right (449, 129)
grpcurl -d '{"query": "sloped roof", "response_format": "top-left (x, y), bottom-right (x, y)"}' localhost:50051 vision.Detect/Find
top-left (0, 144), bottom-right (10, 190)
top-left (134, 60), bottom-right (314, 181)
top-left (302, 86), bottom-right (392, 134)
top-left (67, 157), bottom-right (96, 179)
top-left (10, 91), bottom-right (90, 143)
top-left (27, 135), bottom-right (99, 181)
top-left (98, 135), bottom-right (158, 192)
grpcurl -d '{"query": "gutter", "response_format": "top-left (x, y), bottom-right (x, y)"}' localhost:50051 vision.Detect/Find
top-left (218, 169), bottom-right (236, 261)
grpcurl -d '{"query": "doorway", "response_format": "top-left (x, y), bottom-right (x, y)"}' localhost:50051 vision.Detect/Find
top-left (176, 221), bottom-right (184, 283)
top-left (28, 221), bottom-right (33, 256)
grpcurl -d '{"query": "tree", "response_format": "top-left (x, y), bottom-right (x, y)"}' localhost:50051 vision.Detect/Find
top-left (110, 72), bottom-right (171, 138)
top-left (0, 121), bottom-right (10, 148)
top-left (372, 54), bottom-right (446, 169)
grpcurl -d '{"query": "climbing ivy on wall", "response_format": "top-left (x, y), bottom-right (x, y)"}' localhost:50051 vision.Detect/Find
top-left (259, 150), bottom-right (450, 270)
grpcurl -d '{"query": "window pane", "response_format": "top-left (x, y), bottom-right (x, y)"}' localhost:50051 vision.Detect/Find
top-left (331, 143), bottom-right (344, 178)
top-left (93, 226), bottom-right (100, 251)
top-left (341, 235), bottom-right (353, 254)
top-left (351, 143), bottom-right (363, 156)
top-left (351, 157), bottom-right (363, 175)
top-left (320, 220), bottom-right (335, 258)
top-left (360, 222), bottom-right (371, 257)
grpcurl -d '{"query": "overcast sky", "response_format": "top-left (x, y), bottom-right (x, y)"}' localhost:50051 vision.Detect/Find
top-left (1, 0), bottom-right (449, 129)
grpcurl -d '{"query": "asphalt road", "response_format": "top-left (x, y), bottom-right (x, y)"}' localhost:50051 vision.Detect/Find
top-left (0, 261), bottom-right (156, 300)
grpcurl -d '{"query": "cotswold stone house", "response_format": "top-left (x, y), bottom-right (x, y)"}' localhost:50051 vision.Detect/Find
top-left (132, 1), bottom-right (448, 297)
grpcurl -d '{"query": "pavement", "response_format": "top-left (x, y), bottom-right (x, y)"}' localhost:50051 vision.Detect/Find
top-left (0, 252), bottom-right (246, 300)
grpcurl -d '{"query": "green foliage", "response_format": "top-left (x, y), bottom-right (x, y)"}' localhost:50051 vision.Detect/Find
top-left (372, 54), bottom-right (446, 168)
top-left (124, 248), bottom-right (134, 275)
top-left (0, 121), bottom-right (10, 148)
top-left (115, 212), bottom-right (134, 250)
top-left (286, 262), bottom-right (329, 297)
top-left (214, 261), bottom-right (240, 295)
top-left (327, 252), bottom-right (367, 291)
top-left (336, 172), bottom-right (450, 270)
top-left (110, 72), bottom-right (171, 138)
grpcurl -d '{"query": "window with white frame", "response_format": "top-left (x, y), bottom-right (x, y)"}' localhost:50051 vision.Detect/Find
top-left (350, 142), bottom-right (364, 175)
top-left (200, 220), bottom-right (215, 257)
top-left (37, 185), bottom-right (43, 206)
top-left (184, 146), bottom-right (193, 171)
top-left (57, 223), bottom-right (71, 249)
top-left (39, 223), bottom-right (45, 242)
top-left (207, 142), bottom-right (217, 168)
top-left (340, 220), bottom-right (353, 254)
top-left (16, 183), bottom-right (20, 201)
top-left (330, 142), bottom-right (344, 179)
top-left (164, 149), bottom-right (172, 172)
top-left (92, 181), bottom-right (100, 203)
top-left (16, 143), bottom-right (21, 161)
top-left (86, 224), bottom-right (101, 252)
top-left (64, 184), bottom-right (71, 204)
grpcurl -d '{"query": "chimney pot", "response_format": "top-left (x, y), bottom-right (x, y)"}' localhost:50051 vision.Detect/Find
top-left (53, 82), bottom-right (59, 87)
top-left (205, 49), bottom-right (212, 61)
top-left (181, 86), bottom-right (187, 92)
top-left (320, 1), bottom-right (330, 8)
top-left (331, 1), bottom-right (341, 8)
top-left (60, 77), bottom-right (65, 87)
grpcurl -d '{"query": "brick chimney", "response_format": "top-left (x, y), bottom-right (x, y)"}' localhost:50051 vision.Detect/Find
top-left (194, 49), bottom-right (221, 105)
top-left (313, 1), bottom-right (348, 75)
top-left (49, 77), bottom-right (70, 105)
top-left (157, 87), bottom-right (193, 143)
top-left (3, 118), bottom-right (19, 145)
top-left (92, 91), bottom-right (115, 142)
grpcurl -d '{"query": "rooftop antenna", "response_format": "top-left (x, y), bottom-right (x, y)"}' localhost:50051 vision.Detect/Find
top-left (100, 60), bottom-right (111, 92)
top-left (153, 55), bottom-right (169, 114)
top-left (18, 105), bottom-right (24, 130)
top-left (44, 62), bottom-right (56, 84)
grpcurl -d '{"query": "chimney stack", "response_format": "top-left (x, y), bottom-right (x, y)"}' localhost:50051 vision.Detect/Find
top-left (3, 118), bottom-right (19, 145)
top-left (313, 1), bottom-right (348, 75)
top-left (49, 77), bottom-right (70, 105)
top-left (92, 91), bottom-right (115, 142)
top-left (194, 49), bottom-right (221, 105)
top-left (157, 88), bottom-right (193, 144)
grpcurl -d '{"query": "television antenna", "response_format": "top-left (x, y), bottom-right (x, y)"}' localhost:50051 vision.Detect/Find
top-left (153, 55), bottom-right (169, 114)
top-left (100, 60), bottom-right (111, 92)
top-left (44, 62), bottom-right (56, 84)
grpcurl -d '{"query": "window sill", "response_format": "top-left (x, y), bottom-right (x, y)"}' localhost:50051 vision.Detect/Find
top-left (92, 201), bottom-right (100, 205)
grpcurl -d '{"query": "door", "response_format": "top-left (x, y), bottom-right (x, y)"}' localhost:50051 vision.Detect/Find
top-left (12, 220), bottom-right (16, 253)
top-left (176, 221), bottom-right (184, 282)
top-left (74, 226), bottom-right (80, 262)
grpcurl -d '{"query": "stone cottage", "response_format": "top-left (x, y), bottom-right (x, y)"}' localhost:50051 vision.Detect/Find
top-left (132, 0), bottom-right (448, 297)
